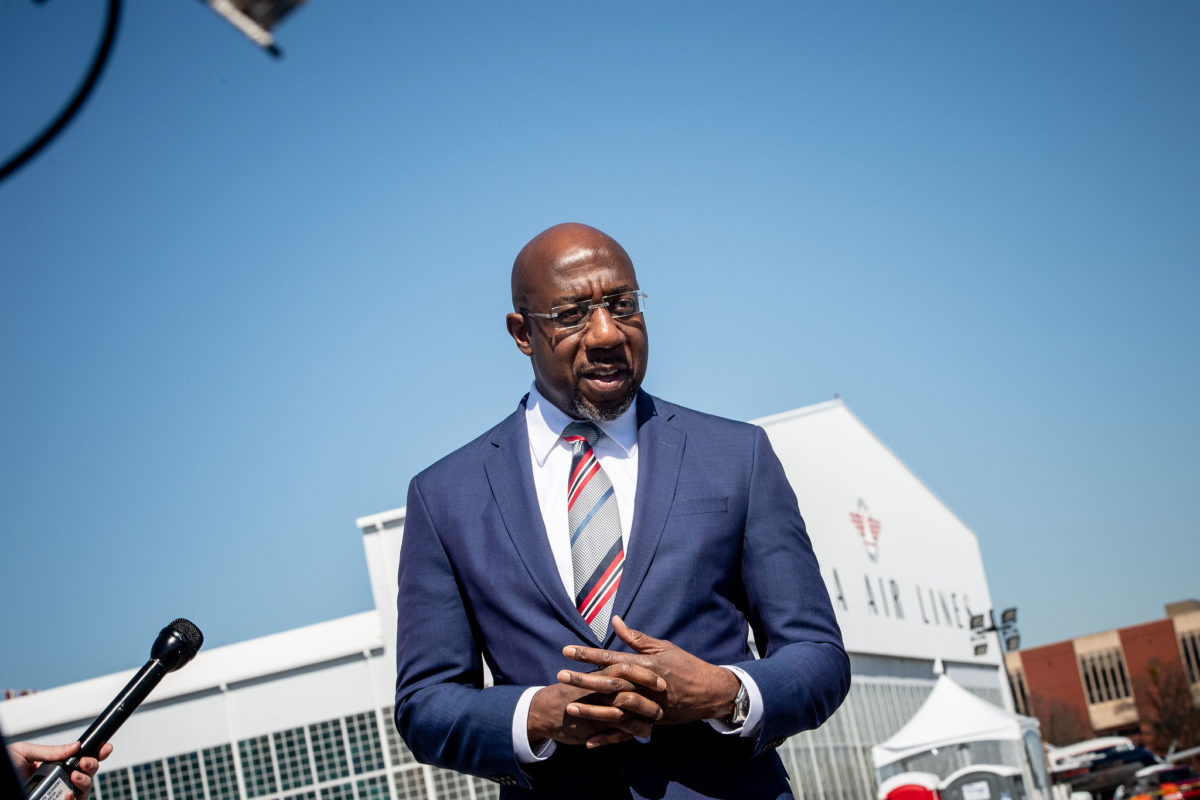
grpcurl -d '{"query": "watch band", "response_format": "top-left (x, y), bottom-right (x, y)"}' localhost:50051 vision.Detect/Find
top-left (726, 679), bottom-right (750, 726)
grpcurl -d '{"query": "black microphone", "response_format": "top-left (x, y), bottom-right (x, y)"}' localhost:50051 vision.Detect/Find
top-left (23, 619), bottom-right (203, 800)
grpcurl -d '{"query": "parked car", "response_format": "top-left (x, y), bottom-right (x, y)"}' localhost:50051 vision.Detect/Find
top-left (1127, 763), bottom-right (1200, 800)
top-left (1049, 738), bottom-right (1161, 800)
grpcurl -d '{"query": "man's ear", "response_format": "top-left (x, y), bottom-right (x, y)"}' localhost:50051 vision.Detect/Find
top-left (506, 312), bottom-right (533, 356)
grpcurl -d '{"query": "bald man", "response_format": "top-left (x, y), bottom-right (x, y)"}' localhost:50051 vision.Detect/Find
top-left (394, 223), bottom-right (849, 799)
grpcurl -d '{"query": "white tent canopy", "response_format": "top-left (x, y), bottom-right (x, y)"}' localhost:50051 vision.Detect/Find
top-left (872, 675), bottom-right (1050, 800)
top-left (873, 676), bottom-right (1040, 767)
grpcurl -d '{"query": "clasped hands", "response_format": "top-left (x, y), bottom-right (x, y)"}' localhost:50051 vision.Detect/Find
top-left (527, 616), bottom-right (741, 749)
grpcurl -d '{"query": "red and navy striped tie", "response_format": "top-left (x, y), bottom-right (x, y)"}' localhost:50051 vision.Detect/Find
top-left (563, 421), bottom-right (624, 641)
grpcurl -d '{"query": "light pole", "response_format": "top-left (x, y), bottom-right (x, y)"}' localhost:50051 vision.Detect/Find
top-left (971, 607), bottom-right (1021, 713)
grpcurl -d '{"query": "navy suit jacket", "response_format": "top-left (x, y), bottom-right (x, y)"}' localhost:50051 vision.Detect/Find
top-left (394, 393), bottom-right (849, 799)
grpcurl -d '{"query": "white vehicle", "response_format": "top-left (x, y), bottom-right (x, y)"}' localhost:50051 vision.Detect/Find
top-left (1049, 738), bottom-right (1137, 771)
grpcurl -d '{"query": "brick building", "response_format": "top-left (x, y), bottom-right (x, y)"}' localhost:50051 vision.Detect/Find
top-left (1005, 601), bottom-right (1200, 752)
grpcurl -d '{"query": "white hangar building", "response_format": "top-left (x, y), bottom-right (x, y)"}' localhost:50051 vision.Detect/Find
top-left (1, 399), bottom-right (1009, 800)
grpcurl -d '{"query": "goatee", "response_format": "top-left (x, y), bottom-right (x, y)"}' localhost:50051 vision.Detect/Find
top-left (570, 383), bottom-right (638, 422)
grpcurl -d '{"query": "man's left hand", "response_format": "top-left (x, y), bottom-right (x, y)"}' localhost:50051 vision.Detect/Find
top-left (558, 616), bottom-right (740, 725)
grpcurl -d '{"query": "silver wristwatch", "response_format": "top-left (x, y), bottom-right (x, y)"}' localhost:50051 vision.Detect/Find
top-left (726, 679), bottom-right (750, 726)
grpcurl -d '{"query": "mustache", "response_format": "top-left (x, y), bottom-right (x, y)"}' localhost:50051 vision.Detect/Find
top-left (577, 360), bottom-right (629, 374)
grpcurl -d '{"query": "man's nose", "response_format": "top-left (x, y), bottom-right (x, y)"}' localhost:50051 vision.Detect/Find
top-left (582, 305), bottom-right (624, 347)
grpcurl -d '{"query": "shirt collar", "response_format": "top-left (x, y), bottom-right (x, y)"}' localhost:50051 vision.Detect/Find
top-left (526, 383), bottom-right (639, 466)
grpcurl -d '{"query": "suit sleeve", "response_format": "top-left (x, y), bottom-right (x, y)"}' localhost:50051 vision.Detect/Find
top-left (731, 426), bottom-right (851, 755)
top-left (393, 474), bottom-right (532, 787)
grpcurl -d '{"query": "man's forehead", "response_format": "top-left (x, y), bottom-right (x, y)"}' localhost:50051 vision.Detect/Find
top-left (553, 242), bottom-right (617, 272)
top-left (511, 223), bottom-right (637, 306)
top-left (544, 258), bottom-right (637, 295)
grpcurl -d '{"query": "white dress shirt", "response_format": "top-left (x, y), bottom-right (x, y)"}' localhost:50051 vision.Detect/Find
top-left (525, 384), bottom-right (640, 598)
top-left (512, 384), bottom-right (762, 763)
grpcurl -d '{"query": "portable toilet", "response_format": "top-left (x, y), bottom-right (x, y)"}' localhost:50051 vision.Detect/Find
top-left (939, 764), bottom-right (1025, 800)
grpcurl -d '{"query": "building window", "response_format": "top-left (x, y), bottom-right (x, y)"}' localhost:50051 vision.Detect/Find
top-left (202, 743), bottom-right (238, 800)
top-left (238, 735), bottom-right (278, 797)
top-left (322, 782), bottom-right (355, 800)
top-left (431, 768), bottom-right (473, 800)
top-left (393, 767), bottom-right (429, 799)
top-left (1181, 630), bottom-right (1200, 685)
top-left (1079, 648), bottom-right (1132, 704)
top-left (472, 776), bottom-right (502, 800)
top-left (310, 718), bottom-right (350, 782)
top-left (166, 752), bottom-right (204, 800)
top-left (132, 761), bottom-right (169, 800)
top-left (356, 774), bottom-right (391, 800)
top-left (345, 711), bottom-right (384, 775)
top-left (97, 768), bottom-right (133, 800)
top-left (274, 726), bottom-right (313, 790)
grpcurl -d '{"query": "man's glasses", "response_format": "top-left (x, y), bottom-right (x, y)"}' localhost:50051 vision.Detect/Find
top-left (521, 290), bottom-right (648, 331)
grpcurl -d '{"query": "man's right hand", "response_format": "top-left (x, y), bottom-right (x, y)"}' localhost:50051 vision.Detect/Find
top-left (6, 740), bottom-right (113, 800)
top-left (528, 662), bottom-right (666, 748)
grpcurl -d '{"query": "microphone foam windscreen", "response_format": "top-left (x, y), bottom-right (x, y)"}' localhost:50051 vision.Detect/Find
top-left (168, 618), bottom-right (204, 656)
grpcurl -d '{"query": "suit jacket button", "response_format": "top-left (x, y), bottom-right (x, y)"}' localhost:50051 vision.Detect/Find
top-left (768, 738), bottom-right (786, 749)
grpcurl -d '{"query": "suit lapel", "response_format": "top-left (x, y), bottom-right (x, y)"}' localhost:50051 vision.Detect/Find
top-left (483, 405), bottom-right (596, 642)
top-left (609, 394), bottom-right (684, 643)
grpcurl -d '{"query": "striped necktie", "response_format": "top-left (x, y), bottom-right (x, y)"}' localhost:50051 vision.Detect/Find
top-left (563, 421), bottom-right (624, 641)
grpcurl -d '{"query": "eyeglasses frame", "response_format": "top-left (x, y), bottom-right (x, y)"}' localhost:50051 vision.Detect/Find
top-left (520, 290), bottom-right (648, 331)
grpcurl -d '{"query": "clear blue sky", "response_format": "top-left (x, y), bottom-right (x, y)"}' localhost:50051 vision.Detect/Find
top-left (2, 1), bottom-right (1197, 691)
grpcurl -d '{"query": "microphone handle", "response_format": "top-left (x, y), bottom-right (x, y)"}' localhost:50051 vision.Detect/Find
top-left (25, 762), bottom-right (76, 800)
top-left (26, 659), bottom-right (169, 798)
top-left (67, 659), bottom-right (167, 768)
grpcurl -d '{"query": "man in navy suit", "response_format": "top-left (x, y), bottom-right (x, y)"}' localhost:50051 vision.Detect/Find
top-left (394, 223), bottom-right (849, 798)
